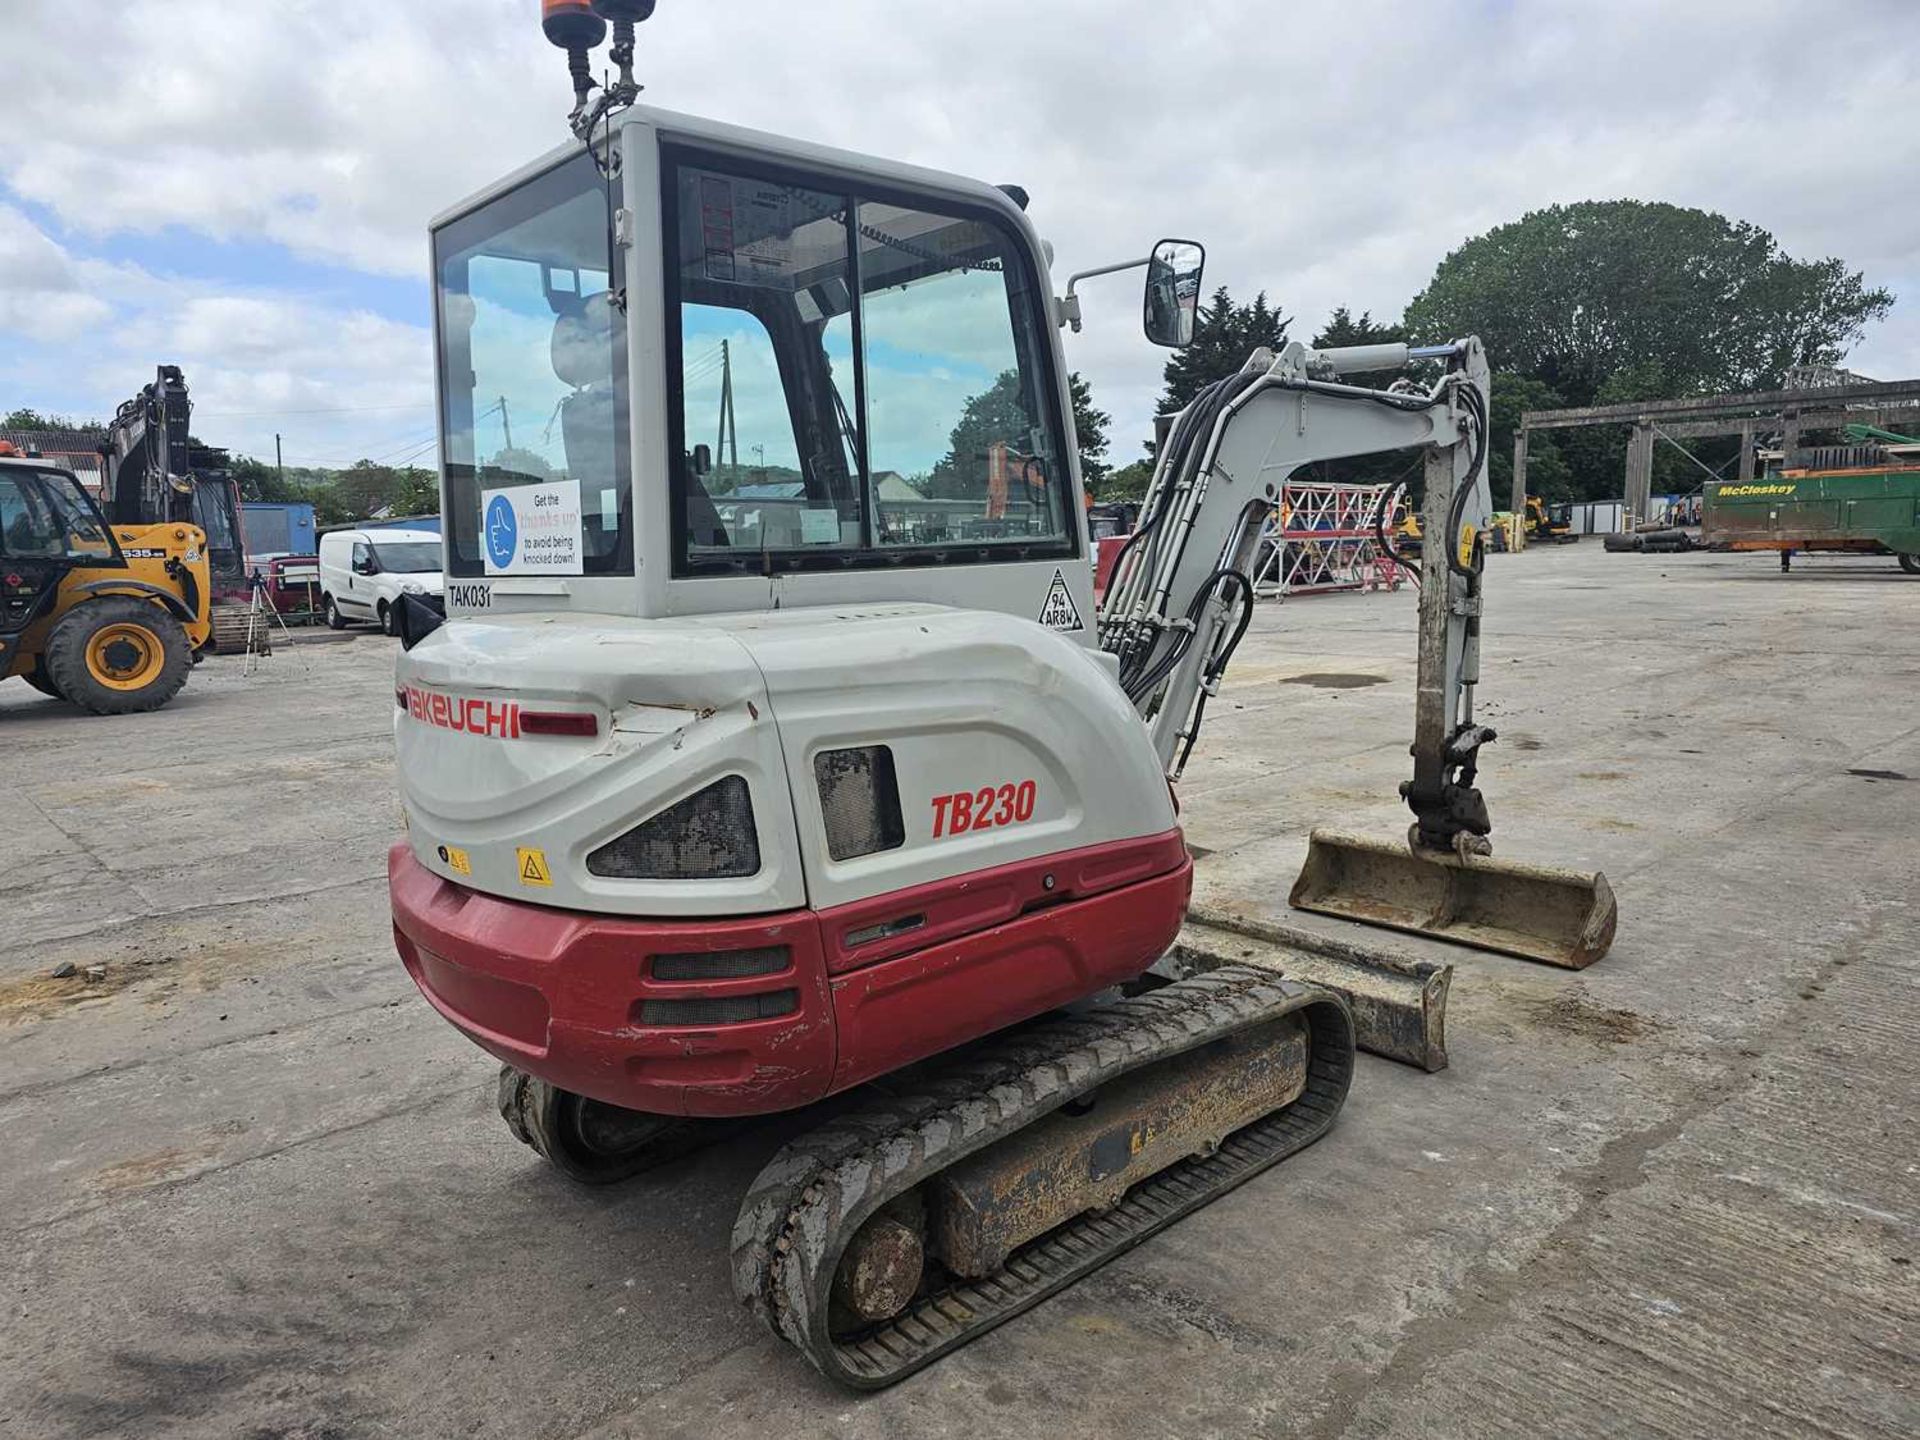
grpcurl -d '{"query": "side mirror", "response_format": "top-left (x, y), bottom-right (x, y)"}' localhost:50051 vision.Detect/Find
top-left (1144, 239), bottom-right (1205, 348)
top-left (691, 443), bottom-right (712, 477)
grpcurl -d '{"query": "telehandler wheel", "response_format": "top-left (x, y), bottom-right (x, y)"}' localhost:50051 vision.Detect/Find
top-left (1899, 553), bottom-right (1920, 575)
top-left (495, 1065), bottom-right (714, 1185)
top-left (45, 598), bottom-right (191, 715)
top-left (22, 659), bottom-right (64, 699)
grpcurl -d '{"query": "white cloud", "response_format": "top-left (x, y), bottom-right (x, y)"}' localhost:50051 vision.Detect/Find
top-left (0, 0), bottom-right (1914, 457)
top-left (0, 207), bottom-right (431, 465)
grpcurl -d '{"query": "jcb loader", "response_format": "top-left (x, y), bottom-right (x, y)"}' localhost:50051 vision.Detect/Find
top-left (1, 443), bottom-right (211, 714)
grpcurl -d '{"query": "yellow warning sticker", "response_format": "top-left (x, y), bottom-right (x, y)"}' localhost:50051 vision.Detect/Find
top-left (441, 845), bottom-right (472, 877)
top-left (516, 847), bottom-right (553, 887)
top-left (1456, 522), bottom-right (1478, 569)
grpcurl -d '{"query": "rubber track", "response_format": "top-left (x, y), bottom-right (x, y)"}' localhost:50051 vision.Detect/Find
top-left (729, 965), bottom-right (1355, 1389)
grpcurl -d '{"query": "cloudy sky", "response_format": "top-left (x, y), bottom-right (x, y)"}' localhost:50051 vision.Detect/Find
top-left (3, 0), bottom-right (1915, 471)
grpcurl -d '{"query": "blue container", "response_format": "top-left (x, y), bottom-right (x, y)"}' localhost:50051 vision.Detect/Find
top-left (242, 502), bottom-right (318, 558)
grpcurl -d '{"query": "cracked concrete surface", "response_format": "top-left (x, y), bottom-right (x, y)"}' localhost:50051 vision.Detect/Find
top-left (1, 546), bottom-right (1914, 1438)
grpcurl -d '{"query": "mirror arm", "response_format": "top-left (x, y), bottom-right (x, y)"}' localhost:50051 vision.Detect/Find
top-left (1058, 256), bottom-right (1153, 332)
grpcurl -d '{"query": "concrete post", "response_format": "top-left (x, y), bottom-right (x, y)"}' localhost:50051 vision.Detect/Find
top-left (1779, 411), bottom-right (1801, 467)
top-left (1738, 421), bottom-right (1756, 482)
top-left (1622, 423), bottom-right (1654, 528)
top-left (1511, 431), bottom-right (1528, 551)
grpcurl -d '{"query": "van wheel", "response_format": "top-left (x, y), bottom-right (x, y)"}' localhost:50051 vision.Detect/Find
top-left (45, 598), bottom-right (192, 715)
top-left (1899, 553), bottom-right (1920, 575)
top-left (324, 594), bottom-right (347, 630)
top-left (378, 601), bottom-right (396, 636)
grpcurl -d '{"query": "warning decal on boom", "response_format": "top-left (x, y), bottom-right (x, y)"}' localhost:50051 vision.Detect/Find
top-left (1037, 568), bottom-right (1084, 632)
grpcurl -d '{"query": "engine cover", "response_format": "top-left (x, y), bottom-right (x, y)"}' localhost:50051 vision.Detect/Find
top-left (393, 601), bottom-right (1175, 917)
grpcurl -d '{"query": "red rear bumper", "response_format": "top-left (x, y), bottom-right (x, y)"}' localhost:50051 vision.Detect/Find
top-left (389, 832), bottom-right (1191, 1118)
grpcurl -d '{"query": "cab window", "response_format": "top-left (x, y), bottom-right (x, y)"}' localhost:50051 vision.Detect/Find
top-left (0, 471), bottom-right (116, 562)
top-left (665, 150), bottom-right (1072, 576)
top-left (434, 151), bottom-right (631, 578)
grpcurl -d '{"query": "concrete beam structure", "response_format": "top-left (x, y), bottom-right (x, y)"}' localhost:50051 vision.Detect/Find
top-left (1515, 378), bottom-right (1920, 513)
top-left (1519, 377), bottom-right (1920, 433)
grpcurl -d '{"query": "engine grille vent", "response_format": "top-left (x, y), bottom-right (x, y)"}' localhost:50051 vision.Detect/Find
top-left (587, 775), bottom-right (760, 879)
top-left (651, 946), bottom-right (790, 981)
top-left (814, 745), bottom-right (905, 862)
top-left (638, 990), bottom-right (798, 1027)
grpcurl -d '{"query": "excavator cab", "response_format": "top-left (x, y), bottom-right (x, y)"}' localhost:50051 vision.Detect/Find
top-left (1, 447), bottom-right (212, 712)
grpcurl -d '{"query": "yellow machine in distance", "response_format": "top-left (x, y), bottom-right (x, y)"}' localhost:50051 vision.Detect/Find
top-left (1, 445), bottom-right (212, 714)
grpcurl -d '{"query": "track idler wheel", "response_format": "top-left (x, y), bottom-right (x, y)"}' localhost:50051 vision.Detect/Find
top-left (495, 1065), bottom-right (710, 1185)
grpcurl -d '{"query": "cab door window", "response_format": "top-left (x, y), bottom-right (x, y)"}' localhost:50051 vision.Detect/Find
top-left (669, 164), bottom-right (862, 562)
top-left (854, 202), bottom-right (1066, 549)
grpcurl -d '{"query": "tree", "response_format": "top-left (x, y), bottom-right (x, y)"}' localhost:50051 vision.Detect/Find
top-left (1311, 307), bottom-right (1402, 351)
top-left (3, 406), bottom-right (96, 432)
top-left (1154, 286), bottom-right (1291, 417)
top-left (333, 460), bottom-right (408, 519)
top-left (1103, 459), bottom-right (1155, 503)
top-left (927, 370), bottom-right (1033, 500)
top-left (1487, 372), bottom-right (1574, 503)
top-left (1068, 372), bottom-right (1111, 494)
top-left (1403, 200), bottom-right (1891, 404)
top-left (231, 454), bottom-right (302, 503)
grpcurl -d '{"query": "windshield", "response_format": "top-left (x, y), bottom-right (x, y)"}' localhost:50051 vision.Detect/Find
top-left (0, 469), bottom-right (117, 562)
top-left (434, 150), bottom-right (630, 578)
top-left (372, 541), bottom-right (441, 574)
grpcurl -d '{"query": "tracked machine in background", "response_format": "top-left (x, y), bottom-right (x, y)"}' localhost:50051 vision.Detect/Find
top-left (386, 1), bottom-right (1607, 1388)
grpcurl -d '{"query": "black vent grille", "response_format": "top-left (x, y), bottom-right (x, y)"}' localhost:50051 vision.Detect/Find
top-left (587, 775), bottom-right (760, 879)
top-left (651, 946), bottom-right (790, 981)
top-left (814, 745), bottom-right (905, 862)
top-left (638, 990), bottom-right (799, 1027)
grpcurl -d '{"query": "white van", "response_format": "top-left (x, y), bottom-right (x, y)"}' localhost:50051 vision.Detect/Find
top-left (317, 527), bottom-right (444, 634)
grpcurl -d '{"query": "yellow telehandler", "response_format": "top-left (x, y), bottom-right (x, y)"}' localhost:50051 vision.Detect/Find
top-left (1, 443), bottom-right (211, 714)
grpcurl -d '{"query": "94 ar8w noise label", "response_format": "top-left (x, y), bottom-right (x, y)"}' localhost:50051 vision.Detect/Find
top-left (930, 780), bottom-right (1037, 838)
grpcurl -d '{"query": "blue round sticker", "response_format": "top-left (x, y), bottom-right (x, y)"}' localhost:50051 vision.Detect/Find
top-left (484, 493), bottom-right (517, 569)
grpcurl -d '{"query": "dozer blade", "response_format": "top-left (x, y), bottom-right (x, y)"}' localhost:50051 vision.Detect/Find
top-left (1289, 827), bottom-right (1617, 969)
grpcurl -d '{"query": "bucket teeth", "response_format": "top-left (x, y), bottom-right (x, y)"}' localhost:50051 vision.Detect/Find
top-left (1288, 827), bottom-right (1617, 969)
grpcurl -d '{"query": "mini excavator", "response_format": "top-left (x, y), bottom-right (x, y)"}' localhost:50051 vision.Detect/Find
top-left (387, 0), bottom-right (1612, 1388)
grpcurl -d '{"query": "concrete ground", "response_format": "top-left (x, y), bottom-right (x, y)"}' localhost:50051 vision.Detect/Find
top-left (1, 544), bottom-right (1914, 1440)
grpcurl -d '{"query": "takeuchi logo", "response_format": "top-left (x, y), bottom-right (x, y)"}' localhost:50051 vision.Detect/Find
top-left (1717, 483), bottom-right (1797, 497)
top-left (403, 684), bottom-right (520, 738)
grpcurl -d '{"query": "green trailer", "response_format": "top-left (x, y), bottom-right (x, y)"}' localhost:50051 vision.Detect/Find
top-left (1702, 430), bottom-right (1920, 573)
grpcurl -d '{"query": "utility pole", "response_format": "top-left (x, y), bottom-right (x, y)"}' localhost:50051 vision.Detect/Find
top-left (275, 432), bottom-right (284, 481)
top-left (716, 339), bottom-right (738, 475)
top-left (499, 395), bottom-right (513, 452)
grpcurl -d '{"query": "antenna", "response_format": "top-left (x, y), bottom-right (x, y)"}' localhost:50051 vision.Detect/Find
top-left (542, 1), bottom-right (608, 131)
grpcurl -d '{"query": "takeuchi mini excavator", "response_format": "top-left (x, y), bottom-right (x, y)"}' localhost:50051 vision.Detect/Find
top-left (388, 1), bottom-right (1611, 1388)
